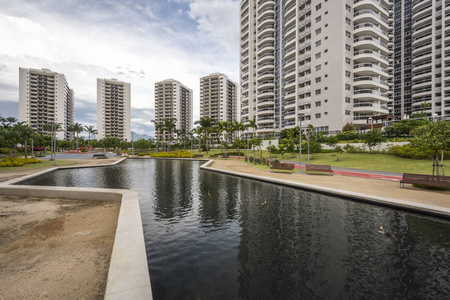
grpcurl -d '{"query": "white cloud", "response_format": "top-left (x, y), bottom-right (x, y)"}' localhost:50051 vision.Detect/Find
top-left (0, 0), bottom-right (240, 135)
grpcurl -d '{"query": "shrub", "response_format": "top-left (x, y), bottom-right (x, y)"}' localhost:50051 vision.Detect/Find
top-left (255, 158), bottom-right (261, 164)
top-left (387, 144), bottom-right (450, 160)
top-left (150, 150), bottom-right (191, 158)
top-left (0, 157), bottom-right (42, 167)
top-left (249, 156), bottom-right (254, 163)
top-left (273, 159), bottom-right (280, 164)
top-left (343, 144), bottom-right (366, 153)
top-left (0, 148), bottom-right (13, 154)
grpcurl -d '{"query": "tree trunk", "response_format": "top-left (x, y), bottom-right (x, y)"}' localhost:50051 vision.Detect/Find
top-left (24, 138), bottom-right (28, 158)
top-left (206, 132), bottom-right (209, 154)
top-left (436, 151), bottom-right (440, 176)
top-left (198, 136), bottom-right (201, 153)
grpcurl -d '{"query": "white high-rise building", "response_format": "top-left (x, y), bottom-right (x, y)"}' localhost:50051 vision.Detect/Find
top-left (154, 79), bottom-right (193, 141)
top-left (200, 73), bottom-right (238, 123)
top-left (97, 78), bottom-right (131, 141)
top-left (19, 68), bottom-right (74, 140)
top-left (240, 0), bottom-right (393, 136)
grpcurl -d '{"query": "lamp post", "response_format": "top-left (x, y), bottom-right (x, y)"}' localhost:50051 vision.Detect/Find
top-left (369, 117), bottom-right (373, 131)
top-left (190, 132), bottom-right (193, 158)
top-left (53, 124), bottom-right (57, 166)
top-left (50, 123), bottom-right (54, 161)
top-left (298, 113), bottom-right (304, 174)
top-left (247, 125), bottom-right (250, 163)
top-left (131, 132), bottom-right (134, 158)
top-left (307, 128), bottom-right (310, 163)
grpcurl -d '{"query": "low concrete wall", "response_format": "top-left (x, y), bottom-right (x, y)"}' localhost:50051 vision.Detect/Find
top-left (0, 158), bottom-right (152, 300)
top-left (200, 160), bottom-right (450, 219)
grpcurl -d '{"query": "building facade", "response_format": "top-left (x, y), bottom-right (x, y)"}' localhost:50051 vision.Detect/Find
top-left (19, 68), bottom-right (74, 140)
top-left (200, 73), bottom-right (238, 123)
top-left (154, 79), bottom-right (193, 141)
top-left (97, 78), bottom-right (131, 141)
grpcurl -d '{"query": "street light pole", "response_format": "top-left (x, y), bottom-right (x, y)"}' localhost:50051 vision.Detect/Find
top-left (307, 129), bottom-right (310, 163)
top-left (298, 113), bottom-right (304, 174)
top-left (131, 132), bottom-right (134, 158)
top-left (53, 124), bottom-right (56, 166)
top-left (191, 133), bottom-right (193, 158)
top-left (247, 126), bottom-right (249, 163)
top-left (369, 117), bottom-right (373, 131)
top-left (50, 123), bottom-right (54, 161)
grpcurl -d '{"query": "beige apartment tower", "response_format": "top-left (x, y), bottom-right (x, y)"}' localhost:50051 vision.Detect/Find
top-left (154, 79), bottom-right (193, 141)
top-left (19, 68), bottom-right (74, 140)
top-left (97, 78), bottom-right (131, 141)
top-left (240, 0), bottom-right (393, 136)
top-left (200, 73), bottom-right (238, 123)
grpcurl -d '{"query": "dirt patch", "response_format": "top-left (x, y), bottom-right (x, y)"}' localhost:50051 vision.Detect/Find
top-left (0, 196), bottom-right (120, 299)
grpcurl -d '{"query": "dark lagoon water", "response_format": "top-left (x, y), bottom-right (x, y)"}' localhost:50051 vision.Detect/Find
top-left (21, 159), bottom-right (450, 299)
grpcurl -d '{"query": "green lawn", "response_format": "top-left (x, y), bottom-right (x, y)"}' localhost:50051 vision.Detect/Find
top-left (193, 149), bottom-right (448, 175)
top-left (0, 160), bottom-right (74, 172)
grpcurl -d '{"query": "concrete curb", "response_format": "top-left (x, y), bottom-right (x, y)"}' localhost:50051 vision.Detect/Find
top-left (0, 157), bottom-right (152, 300)
top-left (200, 160), bottom-right (450, 219)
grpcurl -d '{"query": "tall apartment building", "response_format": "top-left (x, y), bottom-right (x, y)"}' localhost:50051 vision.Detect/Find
top-left (154, 79), bottom-right (193, 141)
top-left (97, 78), bottom-right (131, 141)
top-left (19, 68), bottom-right (74, 140)
top-left (200, 73), bottom-right (239, 124)
top-left (240, 0), bottom-right (392, 136)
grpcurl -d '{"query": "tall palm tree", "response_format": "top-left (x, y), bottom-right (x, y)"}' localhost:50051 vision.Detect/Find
top-left (247, 117), bottom-right (258, 156)
top-left (151, 120), bottom-right (161, 153)
top-left (215, 121), bottom-right (229, 154)
top-left (193, 126), bottom-right (203, 153)
top-left (14, 122), bottom-right (34, 158)
top-left (195, 117), bottom-right (215, 154)
top-left (177, 126), bottom-right (188, 150)
top-left (232, 120), bottom-right (245, 155)
top-left (84, 125), bottom-right (98, 150)
top-left (161, 118), bottom-right (177, 153)
top-left (72, 123), bottom-right (84, 150)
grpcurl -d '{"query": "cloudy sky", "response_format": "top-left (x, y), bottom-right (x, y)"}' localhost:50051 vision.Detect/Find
top-left (0, 0), bottom-right (240, 136)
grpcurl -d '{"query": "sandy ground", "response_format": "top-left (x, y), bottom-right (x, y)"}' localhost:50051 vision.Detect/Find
top-left (210, 160), bottom-right (450, 209)
top-left (0, 158), bottom-right (122, 299)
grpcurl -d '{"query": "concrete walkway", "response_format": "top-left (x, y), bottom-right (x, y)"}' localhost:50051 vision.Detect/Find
top-left (205, 159), bottom-right (450, 218)
top-left (42, 151), bottom-right (116, 160)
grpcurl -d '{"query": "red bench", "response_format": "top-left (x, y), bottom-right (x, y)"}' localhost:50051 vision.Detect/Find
top-left (400, 173), bottom-right (450, 188)
top-left (305, 164), bottom-right (333, 175)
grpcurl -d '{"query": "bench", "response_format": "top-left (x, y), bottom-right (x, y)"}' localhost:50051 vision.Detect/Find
top-left (209, 154), bottom-right (219, 158)
top-left (271, 162), bottom-right (295, 173)
top-left (305, 164), bottom-right (333, 175)
top-left (92, 153), bottom-right (107, 158)
top-left (194, 154), bottom-right (204, 158)
top-left (400, 173), bottom-right (450, 188)
top-left (221, 154), bottom-right (229, 158)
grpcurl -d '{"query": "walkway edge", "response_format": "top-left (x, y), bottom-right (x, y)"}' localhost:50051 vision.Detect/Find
top-left (200, 160), bottom-right (450, 219)
top-left (0, 157), bottom-right (153, 300)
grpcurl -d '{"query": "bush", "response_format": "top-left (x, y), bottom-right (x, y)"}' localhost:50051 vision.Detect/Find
top-left (273, 159), bottom-right (280, 164)
top-left (249, 156), bottom-right (254, 163)
top-left (227, 151), bottom-right (245, 156)
top-left (343, 144), bottom-right (366, 153)
top-left (387, 144), bottom-right (450, 160)
top-left (0, 148), bottom-right (13, 154)
top-left (0, 157), bottom-right (42, 167)
top-left (150, 150), bottom-right (191, 158)
top-left (255, 158), bottom-right (261, 164)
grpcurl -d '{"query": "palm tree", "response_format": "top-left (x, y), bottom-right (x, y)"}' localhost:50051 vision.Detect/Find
top-left (247, 117), bottom-right (258, 156)
top-left (177, 126), bottom-right (188, 150)
top-left (215, 121), bottom-right (229, 154)
top-left (193, 126), bottom-right (203, 153)
top-left (72, 123), bottom-right (84, 150)
top-left (84, 125), bottom-right (98, 151)
top-left (231, 120), bottom-right (245, 155)
top-left (195, 117), bottom-right (215, 154)
top-left (161, 118), bottom-right (177, 153)
top-left (151, 120), bottom-right (161, 153)
top-left (14, 122), bottom-right (34, 158)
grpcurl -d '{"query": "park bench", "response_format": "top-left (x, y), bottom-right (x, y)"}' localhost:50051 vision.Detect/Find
top-left (400, 173), bottom-right (450, 188)
top-left (271, 162), bottom-right (295, 173)
top-left (194, 154), bottom-right (204, 158)
top-left (305, 164), bottom-right (333, 175)
top-left (209, 154), bottom-right (219, 158)
top-left (221, 154), bottom-right (229, 158)
top-left (92, 153), bottom-right (107, 158)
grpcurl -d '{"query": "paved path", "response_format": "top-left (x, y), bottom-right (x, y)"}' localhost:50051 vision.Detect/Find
top-left (231, 156), bottom-right (403, 181)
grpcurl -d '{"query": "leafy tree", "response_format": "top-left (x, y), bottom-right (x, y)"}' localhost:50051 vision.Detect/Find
top-left (411, 120), bottom-right (450, 176)
top-left (326, 135), bottom-right (339, 155)
top-left (192, 127), bottom-right (203, 153)
top-left (364, 129), bottom-right (383, 152)
top-left (342, 122), bottom-right (357, 132)
top-left (335, 145), bottom-right (344, 161)
top-left (410, 102), bottom-right (431, 119)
